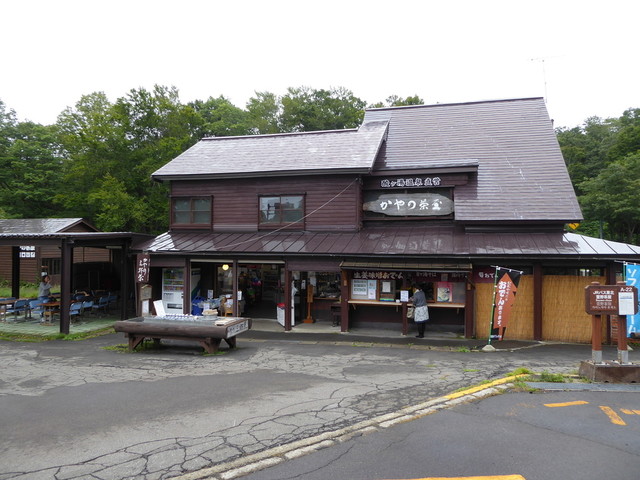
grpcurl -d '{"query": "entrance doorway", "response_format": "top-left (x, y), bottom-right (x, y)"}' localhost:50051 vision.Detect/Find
top-left (189, 261), bottom-right (285, 319)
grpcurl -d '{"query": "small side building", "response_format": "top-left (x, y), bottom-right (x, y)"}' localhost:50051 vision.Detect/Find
top-left (0, 218), bottom-right (111, 286)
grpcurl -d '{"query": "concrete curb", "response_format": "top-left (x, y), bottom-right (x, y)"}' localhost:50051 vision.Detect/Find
top-left (172, 376), bottom-right (522, 480)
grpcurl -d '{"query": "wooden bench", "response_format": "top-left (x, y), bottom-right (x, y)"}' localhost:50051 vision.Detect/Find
top-left (114, 316), bottom-right (252, 354)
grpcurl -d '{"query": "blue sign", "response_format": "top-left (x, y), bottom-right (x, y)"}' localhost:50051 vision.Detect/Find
top-left (624, 264), bottom-right (640, 336)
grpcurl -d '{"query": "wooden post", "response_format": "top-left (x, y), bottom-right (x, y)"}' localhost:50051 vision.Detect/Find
top-left (616, 280), bottom-right (630, 364)
top-left (60, 238), bottom-right (73, 335)
top-left (617, 315), bottom-right (629, 364)
top-left (340, 269), bottom-right (349, 332)
top-left (284, 268), bottom-right (292, 331)
top-left (304, 284), bottom-right (314, 323)
top-left (591, 314), bottom-right (603, 364)
top-left (533, 263), bottom-right (543, 341)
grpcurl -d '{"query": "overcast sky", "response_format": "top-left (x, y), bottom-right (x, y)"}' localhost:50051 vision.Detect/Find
top-left (2, 0), bottom-right (638, 129)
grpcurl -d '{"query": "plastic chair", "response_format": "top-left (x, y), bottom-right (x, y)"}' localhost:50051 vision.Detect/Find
top-left (28, 299), bottom-right (43, 319)
top-left (106, 293), bottom-right (118, 312)
top-left (7, 299), bottom-right (29, 321)
top-left (81, 300), bottom-right (94, 316)
top-left (69, 302), bottom-right (83, 322)
top-left (92, 296), bottom-right (109, 316)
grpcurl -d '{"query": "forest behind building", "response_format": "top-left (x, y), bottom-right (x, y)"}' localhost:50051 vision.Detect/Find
top-left (0, 85), bottom-right (638, 243)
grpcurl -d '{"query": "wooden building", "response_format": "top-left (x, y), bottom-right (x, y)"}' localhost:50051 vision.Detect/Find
top-left (136, 98), bottom-right (640, 342)
top-left (0, 218), bottom-right (112, 286)
top-left (0, 219), bottom-right (151, 334)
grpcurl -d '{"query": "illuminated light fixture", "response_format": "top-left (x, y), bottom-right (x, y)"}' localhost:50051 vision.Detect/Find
top-left (222, 264), bottom-right (230, 271)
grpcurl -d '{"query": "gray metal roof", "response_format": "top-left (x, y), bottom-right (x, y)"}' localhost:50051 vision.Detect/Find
top-left (0, 218), bottom-right (95, 234)
top-left (135, 227), bottom-right (640, 261)
top-left (363, 98), bottom-right (583, 223)
top-left (152, 121), bottom-right (389, 180)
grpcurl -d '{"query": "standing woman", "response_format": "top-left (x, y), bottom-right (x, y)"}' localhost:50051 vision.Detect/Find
top-left (410, 283), bottom-right (430, 338)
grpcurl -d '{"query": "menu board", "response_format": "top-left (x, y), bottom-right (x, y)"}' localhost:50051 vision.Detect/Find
top-left (351, 278), bottom-right (379, 300)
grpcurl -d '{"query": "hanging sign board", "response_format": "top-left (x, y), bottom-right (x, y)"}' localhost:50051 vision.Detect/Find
top-left (585, 284), bottom-right (638, 315)
top-left (136, 254), bottom-right (151, 283)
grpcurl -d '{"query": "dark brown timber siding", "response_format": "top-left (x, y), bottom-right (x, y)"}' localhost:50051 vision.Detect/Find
top-left (171, 175), bottom-right (361, 232)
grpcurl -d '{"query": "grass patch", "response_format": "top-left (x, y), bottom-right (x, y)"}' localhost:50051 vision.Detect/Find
top-left (456, 346), bottom-right (471, 352)
top-left (511, 379), bottom-right (540, 392)
top-left (463, 368), bottom-right (480, 372)
top-left (102, 343), bottom-right (131, 353)
top-left (537, 371), bottom-right (566, 383)
top-left (0, 326), bottom-right (114, 343)
top-left (506, 367), bottom-right (534, 377)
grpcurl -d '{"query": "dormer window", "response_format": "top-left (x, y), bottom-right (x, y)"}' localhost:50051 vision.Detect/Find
top-left (172, 196), bottom-right (212, 228)
top-left (259, 195), bottom-right (304, 229)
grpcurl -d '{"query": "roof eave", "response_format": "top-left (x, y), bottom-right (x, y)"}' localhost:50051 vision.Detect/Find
top-left (152, 167), bottom-right (373, 182)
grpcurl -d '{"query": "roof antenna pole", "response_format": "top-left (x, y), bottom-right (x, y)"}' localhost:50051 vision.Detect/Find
top-left (531, 57), bottom-right (548, 104)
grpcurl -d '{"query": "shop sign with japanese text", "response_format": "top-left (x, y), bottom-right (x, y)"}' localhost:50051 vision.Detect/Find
top-left (363, 192), bottom-right (453, 216)
top-left (379, 176), bottom-right (442, 188)
top-left (136, 254), bottom-right (151, 284)
top-left (353, 271), bottom-right (403, 280)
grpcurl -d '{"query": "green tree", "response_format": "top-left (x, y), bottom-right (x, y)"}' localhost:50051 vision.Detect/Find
top-left (369, 94), bottom-right (425, 108)
top-left (246, 91), bottom-right (281, 134)
top-left (55, 92), bottom-right (128, 224)
top-left (280, 86), bottom-right (366, 132)
top-left (579, 152), bottom-right (640, 244)
top-left (0, 99), bottom-right (63, 218)
top-left (556, 116), bottom-right (619, 195)
top-left (0, 121), bottom-right (63, 217)
top-left (189, 96), bottom-right (251, 138)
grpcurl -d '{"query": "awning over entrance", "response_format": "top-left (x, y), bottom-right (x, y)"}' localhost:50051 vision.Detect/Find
top-left (135, 227), bottom-right (640, 260)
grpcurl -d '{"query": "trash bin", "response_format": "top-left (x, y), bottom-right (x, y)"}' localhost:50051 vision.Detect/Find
top-left (191, 296), bottom-right (206, 315)
top-left (277, 303), bottom-right (285, 326)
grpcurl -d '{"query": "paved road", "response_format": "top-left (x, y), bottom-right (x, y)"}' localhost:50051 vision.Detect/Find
top-left (0, 332), bottom-right (636, 480)
top-left (239, 390), bottom-right (640, 480)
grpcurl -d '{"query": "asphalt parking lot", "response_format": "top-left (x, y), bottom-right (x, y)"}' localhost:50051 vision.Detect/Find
top-left (0, 327), bottom-right (637, 480)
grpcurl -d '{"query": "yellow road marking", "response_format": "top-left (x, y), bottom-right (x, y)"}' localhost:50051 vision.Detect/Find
top-left (384, 476), bottom-right (525, 480)
top-left (620, 409), bottom-right (640, 415)
top-left (445, 375), bottom-right (528, 400)
top-left (544, 401), bottom-right (589, 408)
top-left (599, 406), bottom-right (627, 425)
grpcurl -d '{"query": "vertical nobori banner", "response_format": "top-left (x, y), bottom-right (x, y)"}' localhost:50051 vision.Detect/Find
top-left (489, 267), bottom-right (521, 341)
top-left (624, 263), bottom-right (640, 337)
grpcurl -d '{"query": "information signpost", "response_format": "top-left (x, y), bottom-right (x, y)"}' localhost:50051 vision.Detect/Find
top-left (584, 282), bottom-right (637, 364)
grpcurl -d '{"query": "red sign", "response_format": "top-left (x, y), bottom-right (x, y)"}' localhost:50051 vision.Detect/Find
top-left (491, 269), bottom-right (521, 340)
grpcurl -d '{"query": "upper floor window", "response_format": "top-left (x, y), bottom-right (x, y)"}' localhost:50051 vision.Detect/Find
top-left (172, 196), bottom-right (211, 227)
top-left (259, 195), bottom-right (304, 228)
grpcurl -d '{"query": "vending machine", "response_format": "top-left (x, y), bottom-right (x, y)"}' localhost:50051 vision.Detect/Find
top-left (162, 268), bottom-right (185, 314)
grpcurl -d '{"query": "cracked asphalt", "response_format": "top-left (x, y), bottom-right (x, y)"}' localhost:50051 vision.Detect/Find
top-left (0, 330), bottom-right (635, 480)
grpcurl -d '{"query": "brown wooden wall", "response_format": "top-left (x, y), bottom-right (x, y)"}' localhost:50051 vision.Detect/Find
top-left (0, 245), bottom-right (111, 285)
top-left (171, 175), bottom-right (360, 232)
top-left (474, 275), bottom-right (607, 343)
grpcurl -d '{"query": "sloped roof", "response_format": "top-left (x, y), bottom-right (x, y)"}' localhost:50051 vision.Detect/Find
top-left (0, 218), bottom-right (97, 234)
top-left (135, 227), bottom-right (640, 260)
top-left (152, 121), bottom-right (389, 180)
top-left (363, 98), bottom-right (582, 223)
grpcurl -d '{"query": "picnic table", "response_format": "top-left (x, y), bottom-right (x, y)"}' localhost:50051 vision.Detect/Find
top-left (114, 315), bottom-right (252, 353)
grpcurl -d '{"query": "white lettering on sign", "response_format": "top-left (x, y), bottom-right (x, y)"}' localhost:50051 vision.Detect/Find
top-left (353, 271), bottom-right (404, 280)
top-left (380, 177), bottom-right (442, 188)
top-left (364, 192), bottom-right (453, 217)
